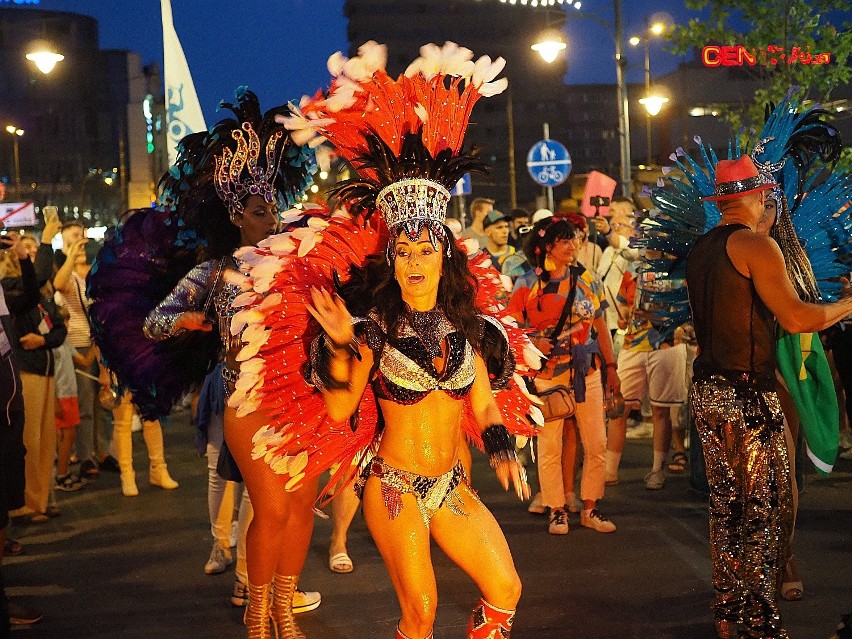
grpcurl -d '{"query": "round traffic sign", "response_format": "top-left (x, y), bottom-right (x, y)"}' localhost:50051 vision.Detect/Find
top-left (526, 139), bottom-right (571, 187)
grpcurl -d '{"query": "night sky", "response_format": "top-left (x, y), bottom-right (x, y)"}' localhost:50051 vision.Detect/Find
top-left (13, 0), bottom-right (847, 123)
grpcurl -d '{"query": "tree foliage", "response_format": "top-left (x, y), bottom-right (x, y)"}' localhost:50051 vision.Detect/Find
top-left (668, 0), bottom-right (852, 136)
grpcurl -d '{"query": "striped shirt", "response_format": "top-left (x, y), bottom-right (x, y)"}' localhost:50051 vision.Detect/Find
top-left (56, 271), bottom-right (92, 348)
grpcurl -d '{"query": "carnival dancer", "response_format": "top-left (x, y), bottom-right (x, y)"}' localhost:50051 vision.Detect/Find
top-left (88, 88), bottom-right (318, 639)
top-left (749, 99), bottom-right (851, 605)
top-left (227, 42), bottom-right (539, 639)
top-left (683, 154), bottom-right (852, 638)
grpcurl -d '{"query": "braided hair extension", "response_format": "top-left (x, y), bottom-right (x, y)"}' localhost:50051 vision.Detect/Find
top-left (769, 193), bottom-right (821, 303)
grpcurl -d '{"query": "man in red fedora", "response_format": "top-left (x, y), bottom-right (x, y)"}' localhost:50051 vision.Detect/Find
top-left (685, 155), bottom-right (852, 639)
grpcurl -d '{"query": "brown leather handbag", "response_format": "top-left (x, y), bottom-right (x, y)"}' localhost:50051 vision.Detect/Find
top-left (538, 385), bottom-right (576, 420)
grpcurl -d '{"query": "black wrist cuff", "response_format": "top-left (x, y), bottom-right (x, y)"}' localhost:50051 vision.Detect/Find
top-left (482, 424), bottom-right (517, 468)
top-left (325, 334), bottom-right (361, 360)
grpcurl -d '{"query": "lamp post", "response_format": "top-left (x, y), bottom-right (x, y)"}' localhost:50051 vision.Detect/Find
top-left (630, 19), bottom-right (669, 166)
top-left (4, 126), bottom-right (24, 198)
top-left (529, 1), bottom-right (632, 198)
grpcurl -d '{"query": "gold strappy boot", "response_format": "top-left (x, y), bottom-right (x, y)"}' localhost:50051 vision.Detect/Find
top-left (244, 582), bottom-right (273, 639)
top-left (271, 574), bottom-right (306, 639)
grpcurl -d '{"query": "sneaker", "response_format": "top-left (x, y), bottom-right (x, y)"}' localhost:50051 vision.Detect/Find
top-left (527, 492), bottom-right (546, 515)
top-left (204, 542), bottom-right (232, 575)
top-left (548, 507), bottom-right (569, 535)
top-left (6, 599), bottom-right (44, 625)
top-left (230, 581), bottom-right (322, 613)
top-left (231, 580), bottom-right (248, 607)
top-left (626, 421), bottom-right (654, 439)
top-left (293, 589), bottom-right (322, 614)
top-left (229, 519), bottom-right (239, 548)
top-left (580, 508), bottom-right (616, 533)
top-left (643, 469), bottom-right (666, 490)
top-left (565, 492), bottom-right (583, 514)
top-left (55, 473), bottom-right (84, 492)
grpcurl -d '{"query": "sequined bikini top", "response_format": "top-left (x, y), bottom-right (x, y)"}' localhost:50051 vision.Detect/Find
top-left (360, 308), bottom-right (477, 405)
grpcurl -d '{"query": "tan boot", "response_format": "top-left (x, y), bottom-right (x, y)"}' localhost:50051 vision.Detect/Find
top-left (113, 402), bottom-right (138, 497)
top-left (244, 582), bottom-right (272, 639)
top-left (271, 574), bottom-right (306, 639)
top-left (143, 420), bottom-right (178, 489)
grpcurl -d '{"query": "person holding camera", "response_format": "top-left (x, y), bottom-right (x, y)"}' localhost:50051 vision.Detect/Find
top-left (53, 220), bottom-right (114, 480)
top-left (0, 231), bottom-right (67, 523)
top-left (508, 214), bottom-right (620, 535)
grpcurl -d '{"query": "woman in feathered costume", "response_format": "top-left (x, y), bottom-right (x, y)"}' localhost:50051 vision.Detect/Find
top-left (228, 42), bottom-right (539, 639)
top-left (89, 88), bottom-right (317, 639)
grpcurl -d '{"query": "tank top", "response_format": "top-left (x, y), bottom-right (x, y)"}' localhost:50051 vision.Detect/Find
top-left (685, 224), bottom-right (775, 376)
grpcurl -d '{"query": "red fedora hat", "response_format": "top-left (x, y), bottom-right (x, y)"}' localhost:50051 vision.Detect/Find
top-left (702, 155), bottom-right (778, 202)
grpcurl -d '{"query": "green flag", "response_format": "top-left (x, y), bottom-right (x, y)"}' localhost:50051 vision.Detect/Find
top-left (776, 329), bottom-right (839, 476)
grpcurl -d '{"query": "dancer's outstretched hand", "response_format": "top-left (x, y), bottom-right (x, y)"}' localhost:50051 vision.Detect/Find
top-left (495, 459), bottom-right (531, 501)
top-left (307, 287), bottom-right (353, 347)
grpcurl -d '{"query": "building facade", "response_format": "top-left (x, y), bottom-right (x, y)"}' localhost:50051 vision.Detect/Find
top-left (0, 7), bottom-right (167, 227)
top-left (345, 0), bottom-right (573, 212)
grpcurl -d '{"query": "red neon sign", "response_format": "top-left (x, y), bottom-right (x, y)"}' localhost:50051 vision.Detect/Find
top-left (702, 45), bottom-right (832, 67)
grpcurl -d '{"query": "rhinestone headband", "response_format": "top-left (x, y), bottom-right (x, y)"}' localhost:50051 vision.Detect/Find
top-left (377, 178), bottom-right (451, 231)
top-left (713, 175), bottom-right (766, 198)
top-left (214, 122), bottom-right (284, 217)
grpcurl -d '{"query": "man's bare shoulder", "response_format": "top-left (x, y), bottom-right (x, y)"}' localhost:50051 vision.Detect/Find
top-left (726, 227), bottom-right (778, 254)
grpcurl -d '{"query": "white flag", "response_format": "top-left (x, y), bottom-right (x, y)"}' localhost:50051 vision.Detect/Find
top-left (161, 0), bottom-right (207, 165)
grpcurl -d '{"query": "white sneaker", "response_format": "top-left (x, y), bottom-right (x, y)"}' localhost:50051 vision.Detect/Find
top-left (580, 508), bottom-right (616, 533)
top-left (548, 507), bottom-right (569, 535)
top-left (229, 519), bottom-right (239, 548)
top-left (293, 589), bottom-right (321, 614)
top-left (527, 492), bottom-right (546, 515)
top-left (204, 542), bottom-right (232, 575)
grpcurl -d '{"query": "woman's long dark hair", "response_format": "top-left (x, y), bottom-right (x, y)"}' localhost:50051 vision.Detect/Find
top-left (523, 216), bottom-right (578, 283)
top-left (338, 224), bottom-right (482, 350)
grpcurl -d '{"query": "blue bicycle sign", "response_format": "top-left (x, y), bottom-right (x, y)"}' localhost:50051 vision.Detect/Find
top-left (526, 140), bottom-right (572, 187)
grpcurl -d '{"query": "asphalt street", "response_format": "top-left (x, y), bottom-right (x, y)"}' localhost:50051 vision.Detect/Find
top-left (5, 409), bottom-right (851, 639)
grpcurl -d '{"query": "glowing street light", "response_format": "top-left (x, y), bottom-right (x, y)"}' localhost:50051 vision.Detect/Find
top-left (4, 126), bottom-right (24, 197)
top-left (25, 41), bottom-right (65, 74)
top-left (639, 95), bottom-right (669, 116)
top-left (532, 29), bottom-right (567, 63)
top-left (630, 15), bottom-right (672, 165)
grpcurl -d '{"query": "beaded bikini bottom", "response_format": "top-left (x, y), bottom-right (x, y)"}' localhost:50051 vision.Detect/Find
top-left (355, 457), bottom-right (469, 528)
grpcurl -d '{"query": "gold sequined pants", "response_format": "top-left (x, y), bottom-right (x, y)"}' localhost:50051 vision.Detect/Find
top-left (691, 377), bottom-right (792, 639)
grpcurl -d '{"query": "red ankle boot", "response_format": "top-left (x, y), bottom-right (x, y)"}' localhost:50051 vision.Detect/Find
top-left (467, 598), bottom-right (515, 638)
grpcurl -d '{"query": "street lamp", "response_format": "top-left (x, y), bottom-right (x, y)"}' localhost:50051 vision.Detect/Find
top-left (25, 40), bottom-right (65, 75)
top-left (532, 28), bottom-right (567, 63)
top-left (630, 16), bottom-right (671, 165)
top-left (505, 0), bottom-right (634, 197)
top-left (4, 126), bottom-right (24, 198)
